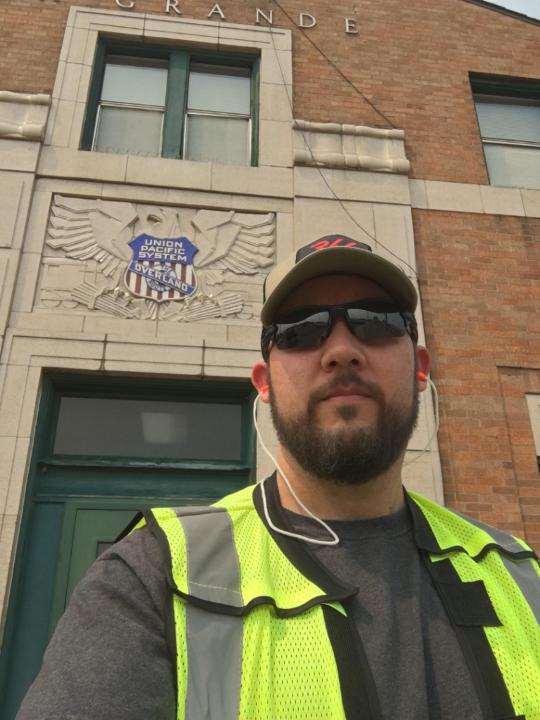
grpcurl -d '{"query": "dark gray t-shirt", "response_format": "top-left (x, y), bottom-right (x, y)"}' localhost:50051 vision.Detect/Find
top-left (17, 503), bottom-right (483, 719)
top-left (285, 505), bottom-right (483, 719)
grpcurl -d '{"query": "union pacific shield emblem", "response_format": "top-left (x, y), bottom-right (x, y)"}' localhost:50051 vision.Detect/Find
top-left (124, 234), bottom-right (198, 302)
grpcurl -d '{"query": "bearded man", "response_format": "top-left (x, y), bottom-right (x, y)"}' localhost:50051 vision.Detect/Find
top-left (17, 236), bottom-right (540, 720)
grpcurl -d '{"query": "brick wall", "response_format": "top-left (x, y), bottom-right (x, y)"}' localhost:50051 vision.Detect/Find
top-left (414, 209), bottom-right (540, 546)
top-left (2, 0), bottom-right (539, 183)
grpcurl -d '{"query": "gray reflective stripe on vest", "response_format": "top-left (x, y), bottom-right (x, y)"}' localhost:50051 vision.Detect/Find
top-left (499, 556), bottom-right (540, 625)
top-left (175, 506), bottom-right (243, 720)
top-left (455, 510), bottom-right (540, 625)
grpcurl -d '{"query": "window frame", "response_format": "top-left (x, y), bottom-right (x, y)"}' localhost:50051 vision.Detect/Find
top-left (470, 73), bottom-right (540, 189)
top-left (92, 54), bottom-right (169, 157)
top-left (81, 39), bottom-right (260, 165)
top-left (184, 63), bottom-right (253, 165)
top-left (40, 373), bottom-right (256, 473)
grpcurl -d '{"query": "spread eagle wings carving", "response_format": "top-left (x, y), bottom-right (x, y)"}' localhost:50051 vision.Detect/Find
top-left (191, 209), bottom-right (275, 274)
top-left (47, 195), bottom-right (137, 280)
top-left (48, 196), bottom-right (275, 278)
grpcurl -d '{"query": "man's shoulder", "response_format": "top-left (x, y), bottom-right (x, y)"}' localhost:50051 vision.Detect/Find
top-left (104, 520), bottom-right (170, 594)
top-left (137, 484), bottom-right (260, 565)
top-left (406, 491), bottom-right (535, 558)
top-left (143, 484), bottom-right (257, 527)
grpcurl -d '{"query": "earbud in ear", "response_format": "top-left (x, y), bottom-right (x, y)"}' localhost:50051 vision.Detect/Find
top-left (417, 371), bottom-right (427, 382)
top-left (260, 384), bottom-right (270, 397)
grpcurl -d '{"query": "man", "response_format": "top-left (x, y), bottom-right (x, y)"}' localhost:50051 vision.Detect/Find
top-left (17, 236), bottom-right (540, 719)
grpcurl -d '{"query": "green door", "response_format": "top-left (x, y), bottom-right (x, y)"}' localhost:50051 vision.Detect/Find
top-left (49, 503), bottom-right (140, 630)
top-left (0, 374), bottom-right (255, 720)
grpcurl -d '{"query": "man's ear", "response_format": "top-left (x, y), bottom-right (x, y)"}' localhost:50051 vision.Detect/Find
top-left (251, 361), bottom-right (271, 403)
top-left (416, 346), bottom-right (430, 392)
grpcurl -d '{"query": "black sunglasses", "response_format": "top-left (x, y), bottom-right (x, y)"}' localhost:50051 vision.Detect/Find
top-left (261, 300), bottom-right (417, 360)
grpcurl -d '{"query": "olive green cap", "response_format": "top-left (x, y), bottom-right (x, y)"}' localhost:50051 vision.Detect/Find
top-left (261, 234), bottom-right (417, 325)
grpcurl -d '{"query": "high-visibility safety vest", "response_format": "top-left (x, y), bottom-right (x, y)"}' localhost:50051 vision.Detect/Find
top-left (141, 476), bottom-right (540, 720)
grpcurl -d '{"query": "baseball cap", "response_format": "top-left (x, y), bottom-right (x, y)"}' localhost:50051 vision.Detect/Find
top-left (261, 234), bottom-right (418, 325)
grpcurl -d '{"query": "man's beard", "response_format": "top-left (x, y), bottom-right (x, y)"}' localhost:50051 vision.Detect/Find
top-left (269, 368), bottom-right (419, 485)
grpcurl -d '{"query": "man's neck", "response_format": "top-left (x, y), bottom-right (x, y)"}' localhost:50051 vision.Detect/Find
top-left (275, 447), bottom-right (405, 520)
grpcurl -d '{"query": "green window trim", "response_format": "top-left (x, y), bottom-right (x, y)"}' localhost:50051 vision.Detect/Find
top-left (469, 73), bottom-right (540, 190)
top-left (470, 73), bottom-right (540, 100)
top-left (81, 39), bottom-right (260, 165)
top-left (39, 372), bottom-right (256, 472)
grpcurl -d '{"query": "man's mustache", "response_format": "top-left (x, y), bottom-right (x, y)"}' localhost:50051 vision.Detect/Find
top-left (307, 370), bottom-right (385, 413)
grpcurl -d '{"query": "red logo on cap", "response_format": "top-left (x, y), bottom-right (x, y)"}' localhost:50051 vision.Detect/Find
top-left (295, 235), bottom-right (372, 263)
top-left (310, 237), bottom-right (357, 251)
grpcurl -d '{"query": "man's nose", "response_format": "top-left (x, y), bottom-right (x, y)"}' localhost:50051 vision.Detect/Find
top-left (320, 318), bottom-right (368, 370)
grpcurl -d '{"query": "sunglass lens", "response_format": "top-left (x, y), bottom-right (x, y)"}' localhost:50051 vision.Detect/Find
top-left (347, 308), bottom-right (406, 341)
top-left (275, 311), bottom-right (330, 349)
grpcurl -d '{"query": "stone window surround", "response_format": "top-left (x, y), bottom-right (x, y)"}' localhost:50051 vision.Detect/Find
top-left (46, 6), bottom-right (293, 170)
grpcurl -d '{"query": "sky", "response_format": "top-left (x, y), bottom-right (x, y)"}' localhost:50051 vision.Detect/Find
top-left (486, 0), bottom-right (540, 19)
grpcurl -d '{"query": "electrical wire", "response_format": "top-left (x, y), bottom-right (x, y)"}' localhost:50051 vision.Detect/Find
top-left (270, 0), bottom-right (396, 128)
top-left (265, 5), bottom-right (420, 279)
top-left (253, 376), bottom-right (440, 542)
top-left (403, 377), bottom-right (440, 467)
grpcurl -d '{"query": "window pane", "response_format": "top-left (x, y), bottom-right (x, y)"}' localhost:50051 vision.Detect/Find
top-left (185, 115), bottom-right (250, 164)
top-left (476, 102), bottom-right (540, 143)
top-left (94, 106), bottom-right (163, 156)
top-left (54, 397), bottom-right (243, 461)
top-left (188, 67), bottom-right (251, 114)
top-left (101, 62), bottom-right (167, 107)
top-left (484, 143), bottom-right (540, 189)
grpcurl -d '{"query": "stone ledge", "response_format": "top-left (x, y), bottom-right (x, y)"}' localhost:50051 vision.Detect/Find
top-left (410, 179), bottom-right (540, 218)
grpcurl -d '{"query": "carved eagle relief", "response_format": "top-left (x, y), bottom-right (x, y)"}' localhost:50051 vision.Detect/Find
top-left (45, 195), bottom-right (275, 321)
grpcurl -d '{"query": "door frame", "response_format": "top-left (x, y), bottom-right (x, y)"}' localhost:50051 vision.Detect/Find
top-left (0, 371), bottom-right (256, 719)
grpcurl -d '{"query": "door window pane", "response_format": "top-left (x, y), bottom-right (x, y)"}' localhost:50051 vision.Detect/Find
top-left (185, 115), bottom-right (250, 164)
top-left (54, 397), bottom-right (243, 461)
top-left (94, 106), bottom-right (163, 156)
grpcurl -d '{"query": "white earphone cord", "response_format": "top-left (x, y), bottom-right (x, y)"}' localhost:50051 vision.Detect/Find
top-left (403, 377), bottom-right (440, 467)
top-left (253, 393), bottom-right (340, 546)
top-left (253, 376), bottom-right (439, 545)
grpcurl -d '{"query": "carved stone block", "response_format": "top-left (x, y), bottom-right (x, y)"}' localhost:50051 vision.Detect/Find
top-left (293, 118), bottom-right (410, 174)
top-left (0, 91), bottom-right (51, 142)
top-left (41, 196), bottom-right (276, 323)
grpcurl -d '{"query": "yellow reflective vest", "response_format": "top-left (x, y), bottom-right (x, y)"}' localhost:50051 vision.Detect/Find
top-left (142, 476), bottom-right (540, 720)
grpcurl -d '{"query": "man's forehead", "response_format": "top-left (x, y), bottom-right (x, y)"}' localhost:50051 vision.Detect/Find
top-left (276, 273), bottom-right (394, 315)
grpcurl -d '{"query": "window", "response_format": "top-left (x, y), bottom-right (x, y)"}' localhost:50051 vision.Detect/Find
top-left (94, 57), bottom-right (168, 157)
top-left (185, 63), bottom-right (251, 164)
top-left (526, 394), bottom-right (540, 471)
top-left (471, 75), bottom-right (540, 190)
top-left (82, 43), bottom-right (258, 165)
top-left (54, 396), bottom-right (244, 461)
top-left (47, 375), bottom-right (255, 467)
